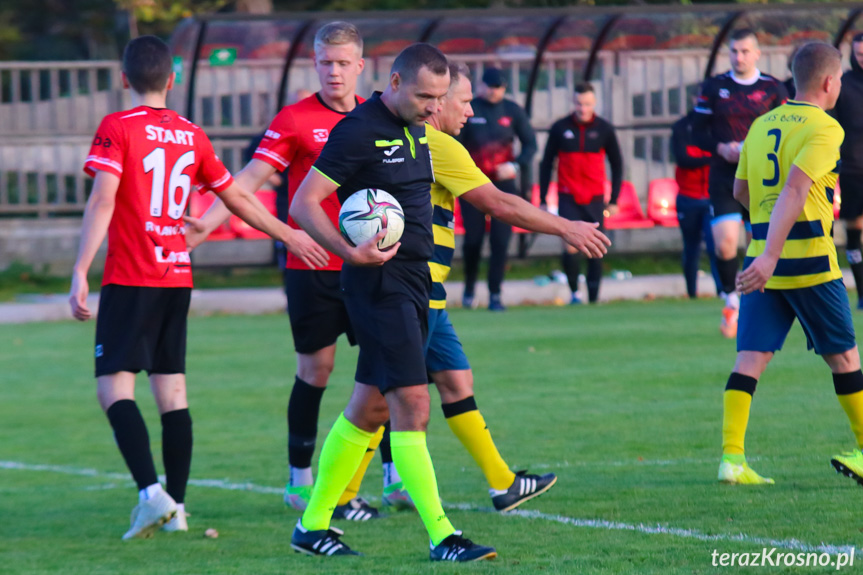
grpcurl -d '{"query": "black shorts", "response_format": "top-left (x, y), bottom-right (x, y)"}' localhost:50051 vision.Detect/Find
top-left (285, 269), bottom-right (355, 354)
top-left (839, 174), bottom-right (863, 221)
top-left (707, 163), bottom-right (750, 222)
top-left (341, 263), bottom-right (430, 394)
top-left (558, 194), bottom-right (605, 227)
top-left (94, 285), bottom-right (191, 377)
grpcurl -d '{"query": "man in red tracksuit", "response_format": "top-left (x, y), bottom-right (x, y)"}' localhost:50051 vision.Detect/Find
top-left (540, 82), bottom-right (621, 304)
top-left (671, 109), bottom-right (722, 299)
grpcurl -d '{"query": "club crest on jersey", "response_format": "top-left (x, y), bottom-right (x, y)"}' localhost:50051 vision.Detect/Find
top-left (719, 88), bottom-right (730, 99)
top-left (498, 116), bottom-right (512, 127)
top-left (563, 130), bottom-right (575, 139)
top-left (748, 90), bottom-right (767, 103)
top-left (313, 129), bottom-right (329, 143)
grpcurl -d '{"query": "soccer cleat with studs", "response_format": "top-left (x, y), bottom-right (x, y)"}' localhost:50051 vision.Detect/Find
top-left (430, 531), bottom-right (497, 562)
top-left (332, 497), bottom-right (380, 521)
top-left (491, 470), bottom-right (558, 512)
top-left (831, 449), bottom-right (863, 486)
top-left (122, 489), bottom-right (177, 540)
top-left (291, 521), bottom-right (360, 557)
top-left (717, 455), bottom-right (774, 485)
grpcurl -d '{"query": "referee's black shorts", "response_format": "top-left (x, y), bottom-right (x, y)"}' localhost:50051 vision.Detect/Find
top-left (94, 285), bottom-right (190, 377)
top-left (341, 263), bottom-right (430, 394)
top-left (285, 268), bottom-right (355, 354)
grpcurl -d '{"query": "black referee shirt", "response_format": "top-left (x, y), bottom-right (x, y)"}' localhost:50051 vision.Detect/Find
top-left (313, 92), bottom-right (434, 263)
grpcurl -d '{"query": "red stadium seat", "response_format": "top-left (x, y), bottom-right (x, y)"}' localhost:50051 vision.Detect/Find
top-left (835, 178), bottom-right (842, 219)
top-left (647, 178), bottom-right (679, 227)
top-left (436, 37), bottom-right (486, 54)
top-left (605, 181), bottom-right (654, 229)
top-left (188, 190), bottom-right (236, 241)
top-left (547, 36), bottom-right (593, 52)
top-left (453, 197), bottom-right (465, 235)
top-left (230, 190), bottom-right (278, 239)
top-left (603, 35), bottom-right (656, 51)
top-left (367, 39), bottom-right (413, 57)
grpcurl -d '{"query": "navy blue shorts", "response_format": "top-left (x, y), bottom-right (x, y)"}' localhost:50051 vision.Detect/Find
top-left (285, 269), bottom-right (355, 354)
top-left (341, 263), bottom-right (431, 394)
top-left (737, 279), bottom-right (856, 355)
top-left (425, 308), bottom-right (470, 373)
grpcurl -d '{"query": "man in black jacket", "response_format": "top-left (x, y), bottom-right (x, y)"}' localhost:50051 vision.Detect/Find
top-left (833, 33), bottom-right (863, 309)
top-left (458, 67), bottom-right (537, 311)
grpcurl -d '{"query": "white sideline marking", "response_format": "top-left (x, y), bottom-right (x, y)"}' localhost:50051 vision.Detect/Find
top-left (2, 460), bottom-right (858, 556)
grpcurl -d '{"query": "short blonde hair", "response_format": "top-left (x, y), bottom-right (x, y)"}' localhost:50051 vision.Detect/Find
top-left (314, 22), bottom-right (363, 55)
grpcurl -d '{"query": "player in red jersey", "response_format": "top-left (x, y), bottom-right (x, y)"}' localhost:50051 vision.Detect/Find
top-left (185, 22), bottom-right (380, 518)
top-left (69, 35), bottom-right (327, 540)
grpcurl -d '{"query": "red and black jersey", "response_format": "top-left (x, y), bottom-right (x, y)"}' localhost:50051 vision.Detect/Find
top-left (253, 93), bottom-right (363, 272)
top-left (539, 114), bottom-right (622, 206)
top-left (692, 70), bottom-right (787, 167)
top-left (671, 111), bottom-right (711, 200)
top-left (84, 106), bottom-right (233, 288)
top-left (458, 97), bottom-right (537, 181)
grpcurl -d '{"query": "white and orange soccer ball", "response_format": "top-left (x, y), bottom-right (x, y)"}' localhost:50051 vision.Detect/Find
top-left (338, 188), bottom-right (405, 250)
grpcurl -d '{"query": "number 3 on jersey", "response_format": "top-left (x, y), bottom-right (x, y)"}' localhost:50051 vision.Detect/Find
top-left (143, 148), bottom-right (195, 219)
top-left (762, 128), bottom-right (782, 187)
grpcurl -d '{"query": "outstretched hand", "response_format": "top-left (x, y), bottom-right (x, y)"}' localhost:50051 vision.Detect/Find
top-left (562, 221), bottom-right (611, 259)
top-left (182, 215), bottom-right (209, 251)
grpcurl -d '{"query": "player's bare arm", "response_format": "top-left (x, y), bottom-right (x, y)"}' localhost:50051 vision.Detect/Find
top-left (69, 170), bottom-right (121, 321)
top-left (737, 166), bottom-right (812, 294)
top-left (219, 181), bottom-right (330, 269)
top-left (461, 182), bottom-right (610, 258)
top-left (184, 158), bottom-right (277, 249)
top-left (290, 169), bottom-right (398, 266)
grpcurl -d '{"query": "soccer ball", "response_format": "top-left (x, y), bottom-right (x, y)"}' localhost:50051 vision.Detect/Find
top-left (338, 188), bottom-right (405, 250)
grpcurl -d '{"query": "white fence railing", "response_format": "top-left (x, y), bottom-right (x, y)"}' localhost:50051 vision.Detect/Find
top-left (0, 44), bottom-right (798, 217)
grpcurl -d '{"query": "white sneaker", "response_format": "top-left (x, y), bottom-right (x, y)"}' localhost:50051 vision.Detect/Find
top-left (122, 490), bottom-right (177, 540)
top-left (161, 509), bottom-right (188, 532)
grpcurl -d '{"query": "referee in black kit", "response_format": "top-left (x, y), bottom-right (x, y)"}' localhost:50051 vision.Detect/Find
top-left (288, 43), bottom-right (497, 562)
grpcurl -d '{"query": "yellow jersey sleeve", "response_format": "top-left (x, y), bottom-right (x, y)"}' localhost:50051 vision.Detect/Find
top-left (427, 125), bottom-right (490, 197)
top-left (792, 122), bottom-right (843, 184)
top-left (735, 138), bottom-right (749, 181)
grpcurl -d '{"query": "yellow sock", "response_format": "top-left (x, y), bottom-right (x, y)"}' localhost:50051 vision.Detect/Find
top-left (723, 389), bottom-right (753, 455)
top-left (338, 425), bottom-right (384, 506)
top-left (390, 431), bottom-right (455, 546)
top-left (834, 372), bottom-right (863, 449)
top-left (443, 397), bottom-right (515, 491)
top-left (301, 413), bottom-right (373, 531)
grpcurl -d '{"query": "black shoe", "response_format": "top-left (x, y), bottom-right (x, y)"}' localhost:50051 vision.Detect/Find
top-left (430, 531), bottom-right (497, 562)
top-left (332, 497), bottom-right (380, 521)
top-left (291, 521), bottom-right (360, 556)
top-left (491, 470), bottom-right (558, 512)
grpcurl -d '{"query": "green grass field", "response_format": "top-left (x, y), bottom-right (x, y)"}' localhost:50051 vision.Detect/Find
top-left (2, 299), bottom-right (863, 574)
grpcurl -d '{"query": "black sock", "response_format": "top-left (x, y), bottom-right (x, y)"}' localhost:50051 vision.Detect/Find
top-left (106, 400), bottom-right (158, 491)
top-left (161, 408), bottom-right (192, 504)
top-left (287, 376), bottom-right (325, 468)
top-left (846, 228), bottom-right (863, 305)
top-left (587, 259), bottom-right (602, 303)
top-left (561, 252), bottom-right (580, 293)
top-left (726, 372), bottom-right (758, 395)
top-left (716, 256), bottom-right (739, 296)
top-left (379, 420), bottom-right (393, 464)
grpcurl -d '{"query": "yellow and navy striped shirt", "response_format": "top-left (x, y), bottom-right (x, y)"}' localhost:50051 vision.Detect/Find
top-left (736, 100), bottom-right (844, 289)
top-left (427, 125), bottom-right (491, 308)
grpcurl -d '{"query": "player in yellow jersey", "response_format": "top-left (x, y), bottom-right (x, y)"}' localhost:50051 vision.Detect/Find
top-left (338, 62), bottom-right (611, 512)
top-left (718, 42), bottom-right (863, 486)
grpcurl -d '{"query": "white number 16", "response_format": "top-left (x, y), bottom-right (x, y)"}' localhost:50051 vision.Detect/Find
top-left (143, 148), bottom-right (195, 220)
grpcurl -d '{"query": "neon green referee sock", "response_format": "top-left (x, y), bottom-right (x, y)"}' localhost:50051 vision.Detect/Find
top-left (390, 431), bottom-right (455, 546)
top-left (301, 413), bottom-right (373, 531)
